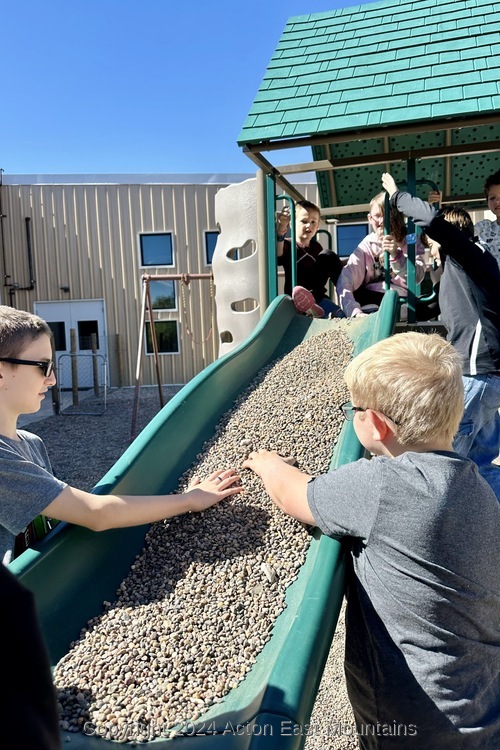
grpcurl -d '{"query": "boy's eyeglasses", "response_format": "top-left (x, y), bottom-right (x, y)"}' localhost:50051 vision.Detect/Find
top-left (340, 401), bottom-right (367, 421)
top-left (340, 401), bottom-right (399, 425)
top-left (0, 357), bottom-right (55, 377)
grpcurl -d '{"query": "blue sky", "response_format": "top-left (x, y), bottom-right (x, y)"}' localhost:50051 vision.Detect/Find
top-left (2, 0), bottom-right (378, 176)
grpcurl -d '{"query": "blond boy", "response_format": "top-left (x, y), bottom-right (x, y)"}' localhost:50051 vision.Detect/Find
top-left (244, 332), bottom-right (500, 749)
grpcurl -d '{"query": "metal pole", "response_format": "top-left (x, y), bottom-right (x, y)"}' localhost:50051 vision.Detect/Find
top-left (276, 193), bottom-right (297, 292)
top-left (91, 333), bottom-right (99, 396)
top-left (256, 169), bottom-right (269, 316)
top-left (70, 328), bottom-right (79, 406)
top-left (130, 277), bottom-right (148, 441)
top-left (146, 280), bottom-right (164, 410)
top-left (266, 174), bottom-right (278, 302)
top-left (383, 193), bottom-right (391, 290)
top-left (406, 158), bottom-right (417, 324)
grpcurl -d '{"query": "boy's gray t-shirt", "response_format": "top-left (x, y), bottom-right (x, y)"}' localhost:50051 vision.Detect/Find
top-left (308, 451), bottom-right (500, 749)
top-left (0, 430), bottom-right (67, 565)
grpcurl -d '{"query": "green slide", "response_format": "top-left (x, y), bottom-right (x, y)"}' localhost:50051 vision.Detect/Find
top-left (10, 291), bottom-right (398, 749)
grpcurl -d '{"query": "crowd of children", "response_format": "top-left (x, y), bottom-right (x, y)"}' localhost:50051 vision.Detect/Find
top-left (2, 168), bottom-right (500, 749)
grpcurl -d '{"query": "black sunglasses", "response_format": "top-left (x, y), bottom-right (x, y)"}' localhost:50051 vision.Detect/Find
top-left (340, 400), bottom-right (399, 425)
top-left (0, 357), bottom-right (55, 377)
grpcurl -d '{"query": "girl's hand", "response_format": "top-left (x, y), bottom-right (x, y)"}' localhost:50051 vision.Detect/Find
top-left (381, 234), bottom-right (396, 256)
top-left (186, 469), bottom-right (242, 511)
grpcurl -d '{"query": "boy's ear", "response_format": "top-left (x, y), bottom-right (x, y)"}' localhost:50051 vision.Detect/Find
top-left (367, 410), bottom-right (393, 441)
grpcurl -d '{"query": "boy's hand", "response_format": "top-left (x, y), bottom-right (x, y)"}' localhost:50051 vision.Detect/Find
top-left (276, 205), bottom-right (291, 235)
top-left (243, 450), bottom-right (315, 525)
top-left (427, 190), bottom-right (442, 206)
top-left (185, 469), bottom-right (241, 511)
top-left (382, 173), bottom-right (398, 197)
top-left (242, 449), bottom-right (286, 477)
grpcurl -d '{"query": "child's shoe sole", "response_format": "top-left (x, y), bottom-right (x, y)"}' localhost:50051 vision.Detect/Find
top-left (292, 286), bottom-right (324, 318)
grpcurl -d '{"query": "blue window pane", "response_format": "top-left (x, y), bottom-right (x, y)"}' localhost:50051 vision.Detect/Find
top-left (140, 233), bottom-right (173, 266)
top-left (205, 231), bottom-right (219, 264)
top-left (149, 280), bottom-right (176, 310)
top-left (336, 224), bottom-right (369, 257)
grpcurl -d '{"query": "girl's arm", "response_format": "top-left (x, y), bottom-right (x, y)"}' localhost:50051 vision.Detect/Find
top-left (42, 469), bottom-right (242, 531)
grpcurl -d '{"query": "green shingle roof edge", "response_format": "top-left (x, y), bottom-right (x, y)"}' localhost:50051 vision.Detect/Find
top-left (237, 0), bottom-right (499, 146)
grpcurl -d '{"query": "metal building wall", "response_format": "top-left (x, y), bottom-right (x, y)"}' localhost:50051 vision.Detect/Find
top-left (0, 179), bottom-right (319, 387)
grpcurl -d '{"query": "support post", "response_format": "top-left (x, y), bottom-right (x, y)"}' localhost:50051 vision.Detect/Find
top-left (70, 328), bottom-right (79, 406)
top-left (406, 158), bottom-right (417, 323)
top-left (266, 174), bottom-right (278, 302)
top-left (256, 169), bottom-right (269, 316)
top-left (91, 333), bottom-right (99, 396)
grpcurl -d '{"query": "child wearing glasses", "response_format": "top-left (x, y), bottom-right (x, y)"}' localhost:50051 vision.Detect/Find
top-left (243, 332), bottom-right (500, 749)
top-left (0, 306), bottom-right (241, 565)
top-left (336, 191), bottom-right (427, 318)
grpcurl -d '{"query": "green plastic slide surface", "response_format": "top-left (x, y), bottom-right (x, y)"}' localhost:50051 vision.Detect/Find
top-left (10, 292), bottom-right (398, 748)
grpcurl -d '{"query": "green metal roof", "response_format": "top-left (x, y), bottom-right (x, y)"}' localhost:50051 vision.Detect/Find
top-left (238, 0), bottom-right (500, 210)
top-left (238, 0), bottom-right (500, 144)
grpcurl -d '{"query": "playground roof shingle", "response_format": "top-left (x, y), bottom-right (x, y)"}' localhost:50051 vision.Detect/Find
top-left (238, 0), bottom-right (499, 146)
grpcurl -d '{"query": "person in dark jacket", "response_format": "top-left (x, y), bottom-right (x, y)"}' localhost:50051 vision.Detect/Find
top-left (275, 200), bottom-right (345, 318)
top-left (382, 172), bottom-right (500, 498)
top-left (0, 562), bottom-right (61, 749)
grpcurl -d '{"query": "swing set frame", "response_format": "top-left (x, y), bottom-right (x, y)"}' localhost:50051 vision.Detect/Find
top-left (131, 272), bottom-right (215, 439)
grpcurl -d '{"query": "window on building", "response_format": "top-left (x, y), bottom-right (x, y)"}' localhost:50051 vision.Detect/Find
top-left (149, 279), bottom-right (176, 310)
top-left (47, 321), bottom-right (66, 351)
top-left (78, 320), bottom-right (99, 350)
top-left (336, 223), bottom-right (369, 257)
top-left (145, 321), bottom-right (179, 354)
top-left (140, 233), bottom-right (174, 267)
top-left (205, 231), bottom-right (219, 264)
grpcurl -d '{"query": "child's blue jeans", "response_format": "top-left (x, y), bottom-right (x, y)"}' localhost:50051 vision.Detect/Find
top-left (317, 298), bottom-right (346, 319)
top-left (453, 373), bottom-right (500, 498)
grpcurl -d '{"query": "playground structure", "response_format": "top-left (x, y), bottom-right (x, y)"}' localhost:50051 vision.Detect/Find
top-left (11, 292), bottom-right (399, 749)
top-left (9, 0), bottom-right (500, 746)
top-left (236, 0), bottom-right (500, 326)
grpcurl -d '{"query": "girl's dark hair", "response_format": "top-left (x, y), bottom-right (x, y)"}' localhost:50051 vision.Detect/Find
top-left (389, 205), bottom-right (407, 243)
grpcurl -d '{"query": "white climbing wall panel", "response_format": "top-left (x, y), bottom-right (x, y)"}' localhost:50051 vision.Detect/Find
top-left (212, 178), bottom-right (261, 357)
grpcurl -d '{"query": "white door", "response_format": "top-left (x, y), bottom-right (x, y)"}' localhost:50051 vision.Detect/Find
top-left (34, 300), bottom-right (108, 389)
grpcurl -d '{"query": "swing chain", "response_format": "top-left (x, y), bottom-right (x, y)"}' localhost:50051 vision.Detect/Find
top-left (180, 273), bottom-right (215, 344)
